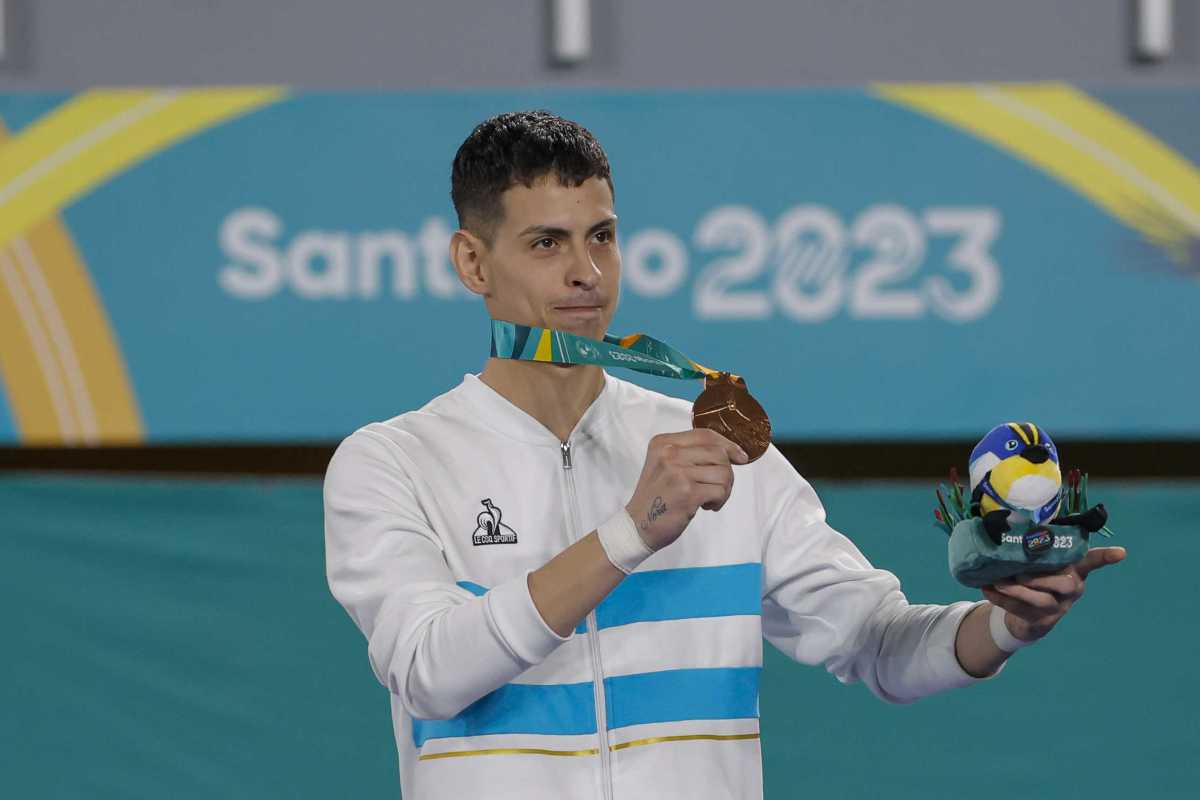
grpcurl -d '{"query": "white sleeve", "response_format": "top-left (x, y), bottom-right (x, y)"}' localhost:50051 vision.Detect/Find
top-left (323, 428), bottom-right (571, 720)
top-left (756, 446), bottom-right (1001, 704)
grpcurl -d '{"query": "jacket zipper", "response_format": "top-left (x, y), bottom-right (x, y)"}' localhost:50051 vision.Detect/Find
top-left (561, 440), bottom-right (614, 800)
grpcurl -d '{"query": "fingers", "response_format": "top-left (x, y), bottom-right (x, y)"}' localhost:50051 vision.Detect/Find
top-left (987, 580), bottom-right (1062, 614)
top-left (689, 466), bottom-right (735, 511)
top-left (687, 464), bottom-right (736, 488)
top-left (981, 586), bottom-right (1049, 624)
top-left (1076, 546), bottom-right (1127, 579)
top-left (675, 445), bottom-right (741, 467)
top-left (654, 429), bottom-right (749, 465)
top-left (982, 548), bottom-right (1126, 641)
top-left (1009, 546), bottom-right (1126, 599)
top-left (1013, 572), bottom-right (1081, 599)
top-left (979, 585), bottom-right (1056, 628)
top-left (696, 481), bottom-right (733, 512)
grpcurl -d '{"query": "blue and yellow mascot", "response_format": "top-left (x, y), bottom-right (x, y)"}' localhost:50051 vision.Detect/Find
top-left (934, 422), bottom-right (1113, 587)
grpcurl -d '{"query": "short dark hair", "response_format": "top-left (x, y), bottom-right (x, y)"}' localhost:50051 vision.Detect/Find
top-left (451, 110), bottom-right (613, 243)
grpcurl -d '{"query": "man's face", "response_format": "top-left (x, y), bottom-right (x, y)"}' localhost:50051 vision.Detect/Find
top-left (473, 174), bottom-right (620, 341)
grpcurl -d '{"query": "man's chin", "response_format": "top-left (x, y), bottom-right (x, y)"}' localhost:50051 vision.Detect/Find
top-left (552, 315), bottom-right (608, 340)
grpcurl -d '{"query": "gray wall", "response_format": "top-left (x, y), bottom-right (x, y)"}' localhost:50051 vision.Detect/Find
top-left (0, 0), bottom-right (1198, 89)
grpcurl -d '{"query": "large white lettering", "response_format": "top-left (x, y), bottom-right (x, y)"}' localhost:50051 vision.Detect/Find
top-left (692, 204), bottom-right (1002, 322)
top-left (218, 207), bottom-right (284, 300)
top-left (217, 204), bottom-right (1003, 321)
top-left (288, 231), bottom-right (351, 299)
top-left (217, 208), bottom-right (471, 302)
top-left (624, 228), bottom-right (688, 297)
top-left (356, 232), bottom-right (417, 299)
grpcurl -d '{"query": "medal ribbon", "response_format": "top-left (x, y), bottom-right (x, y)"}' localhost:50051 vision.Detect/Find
top-left (489, 319), bottom-right (728, 381)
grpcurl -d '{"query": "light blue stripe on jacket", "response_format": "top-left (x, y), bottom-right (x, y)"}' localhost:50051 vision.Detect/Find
top-left (595, 563), bottom-right (761, 630)
top-left (456, 562), bottom-right (761, 635)
top-left (417, 565), bottom-right (765, 748)
top-left (604, 667), bottom-right (760, 730)
top-left (412, 666), bottom-right (760, 746)
top-left (412, 681), bottom-right (597, 747)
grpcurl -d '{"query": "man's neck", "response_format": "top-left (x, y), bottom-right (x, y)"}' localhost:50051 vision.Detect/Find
top-left (479, 358), bottom-right (606, 443)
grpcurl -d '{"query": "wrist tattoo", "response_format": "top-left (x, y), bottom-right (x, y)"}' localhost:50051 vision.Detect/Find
top-left (647, 496), bottom-right (667, 525)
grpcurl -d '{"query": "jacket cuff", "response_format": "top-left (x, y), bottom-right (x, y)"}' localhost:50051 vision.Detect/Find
top-left (931, 600), bottom-right (1008, 688)
top-left (485, 570), bottom-right (573, 666)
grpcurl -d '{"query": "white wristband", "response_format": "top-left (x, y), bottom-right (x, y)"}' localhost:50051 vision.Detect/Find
top-left (596, 508), bottom-right (654, 575)
top-left (989, 604), bottom-right (1034, 653)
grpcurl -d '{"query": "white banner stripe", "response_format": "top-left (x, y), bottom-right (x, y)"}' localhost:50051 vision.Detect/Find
top-left (0, 91), bottom-right (180, 209)
top-left (12, 238), bottom-right (98, 442)
top-left (978, 85), bottom-right (1200, 233)
top-left (0, 248), bottom-right (77, 440)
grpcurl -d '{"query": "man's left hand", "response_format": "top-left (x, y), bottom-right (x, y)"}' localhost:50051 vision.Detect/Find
top-left (981, 546), bottom-right (1127, 642)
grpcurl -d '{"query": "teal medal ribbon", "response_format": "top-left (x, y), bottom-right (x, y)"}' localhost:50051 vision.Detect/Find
top-left (489, 319), bottom-right (772, 461)
top-left (489, 319), bottom-right (721, 381)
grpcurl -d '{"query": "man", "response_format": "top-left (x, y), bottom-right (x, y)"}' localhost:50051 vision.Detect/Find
top-left (323, 110), bottom-right (1125, 799)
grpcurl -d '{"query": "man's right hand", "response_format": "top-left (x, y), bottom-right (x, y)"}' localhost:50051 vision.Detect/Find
top-left (625, 428), bottom-right (749, 552)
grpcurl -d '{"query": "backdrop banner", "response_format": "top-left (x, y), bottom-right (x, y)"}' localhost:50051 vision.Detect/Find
top-left (1, 85), bottom-right (1197, 445)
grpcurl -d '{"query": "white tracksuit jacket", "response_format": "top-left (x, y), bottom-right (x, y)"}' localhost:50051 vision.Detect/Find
top-left (323, 372), bottom-right (992, 800)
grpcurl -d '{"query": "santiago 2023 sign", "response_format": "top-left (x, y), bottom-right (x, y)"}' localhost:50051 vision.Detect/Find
top-left (0, 86), bottom-right (1197, 444)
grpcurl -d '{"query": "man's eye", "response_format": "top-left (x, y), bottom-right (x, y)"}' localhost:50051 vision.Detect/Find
top-left (594, 229), bottom-right (613, 243)
top-left (534, 237), bottom-right (556, 249)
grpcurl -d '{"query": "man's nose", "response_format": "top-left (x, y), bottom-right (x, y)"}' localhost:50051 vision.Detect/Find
top-left (566, 245), bottom-right (602, 288)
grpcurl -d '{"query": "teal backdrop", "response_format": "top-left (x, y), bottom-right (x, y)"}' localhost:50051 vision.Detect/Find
top-left (2, 474), bottom-right (1192, 798)
top-left (1, 86), bottom-right (1199, 444)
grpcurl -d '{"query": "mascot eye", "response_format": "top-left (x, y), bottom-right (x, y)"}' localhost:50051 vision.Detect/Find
top-left (1004, 440), bottom-right (1020, 451)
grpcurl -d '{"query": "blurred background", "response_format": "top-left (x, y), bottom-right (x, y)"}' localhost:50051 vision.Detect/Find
top-left (1, 1), bottom-right (1197, 797)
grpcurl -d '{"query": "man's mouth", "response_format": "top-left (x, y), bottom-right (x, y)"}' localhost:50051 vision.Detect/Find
top-left (554, 304), bottom-right (604, 315)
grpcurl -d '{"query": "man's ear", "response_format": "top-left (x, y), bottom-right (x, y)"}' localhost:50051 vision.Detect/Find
top-left (450, 228), bottom-right (490, 297)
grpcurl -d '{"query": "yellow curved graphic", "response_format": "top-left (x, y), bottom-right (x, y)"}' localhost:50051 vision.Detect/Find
top-left (0, 88), bottom-right (286, 252)
top-left (874, 82), bottom-right (1200, 262)
top-left (0, 212), bottom-right (142, 444)
top-left (0, 88), bottom-right (286, 444)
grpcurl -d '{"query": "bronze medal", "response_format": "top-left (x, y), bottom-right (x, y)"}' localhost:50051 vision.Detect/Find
top-left (692, 372), bottom-right (772, 462)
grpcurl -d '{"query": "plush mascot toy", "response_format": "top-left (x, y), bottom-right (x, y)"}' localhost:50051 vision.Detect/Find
top-left (933, 422), bottom-right (1114, 588)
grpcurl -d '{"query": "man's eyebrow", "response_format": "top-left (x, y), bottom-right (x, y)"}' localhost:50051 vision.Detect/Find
top-left (517, 224), bottom-right (569, 239)
top-left (517, 215), bottom-right (618, 239)
top-left (588, 215), bottom-right (618, 234)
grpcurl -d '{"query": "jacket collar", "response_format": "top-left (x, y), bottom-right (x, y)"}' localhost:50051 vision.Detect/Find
top-left (457, 370), bottom-right (620, 447)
